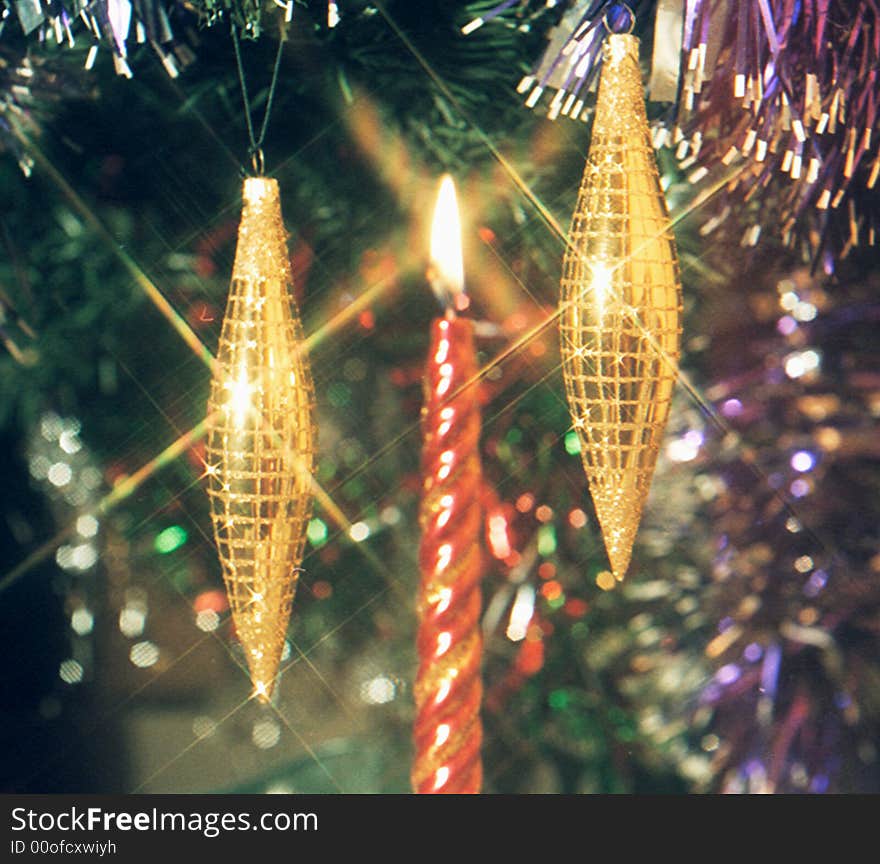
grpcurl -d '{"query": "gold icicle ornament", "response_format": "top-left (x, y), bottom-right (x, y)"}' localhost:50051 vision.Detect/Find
top-left (205, 177), bottom-right (315, 701)
top-left (559, 33), bottom-right (682, 582)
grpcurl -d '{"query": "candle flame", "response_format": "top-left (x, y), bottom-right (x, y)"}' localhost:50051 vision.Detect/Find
top-left (429, 174), bottom-right (466, 309)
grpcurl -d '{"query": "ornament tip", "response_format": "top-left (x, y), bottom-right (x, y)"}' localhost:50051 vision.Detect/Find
top-left (252, 680), bottom-right (274, 704)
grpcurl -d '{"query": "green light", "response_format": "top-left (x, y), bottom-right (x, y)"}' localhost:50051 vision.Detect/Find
top-left (537, 524), bottom-right (557, 557)
top-left (549, 689), bottom-right (569, 710)
top-left (328, 382), bottom-right (352, 408)
top-left (608, 706), bottom-right (628, 725)
top-left (154, 525), bottom-right (188, 554)
top-left (564, 430), bottom-right (581, 455)
top-left (343, 478), bottom-right (365, 500)
top-left (571, 622), bottom-right (590, 639)
top-left (506, 428), bottom-right (522, 444)
top-left (307, 518), bottom-right (328, 547)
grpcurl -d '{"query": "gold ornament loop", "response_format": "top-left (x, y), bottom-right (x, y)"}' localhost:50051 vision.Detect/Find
top-left (602, 3), bottom-right (636, 35)
top-left (251, 148), bottom-right (266, 177)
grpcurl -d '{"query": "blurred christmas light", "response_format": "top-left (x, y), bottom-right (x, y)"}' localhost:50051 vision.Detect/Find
top-left (307, 517), bottom-right (328, 547)
top-left (154, 525), bottom-right (188, 554)
top-left (794, 556), bottom-right (814, 574)
top-left (76, 514), bottom-right (99, 537)
top-left (47, 462), bottom-right (72, 487)
top-left (515, 493), bottom-right (534, 513)
top-left (716, 664), bottom-right (741, 686)
top-left (790, 478), bottom-right (811, 498)
top-left (777, 316), bottom-right (798, 336)
top-left (487, 510), bottom-right (513, 560)
top-left (70, 607), bottom-right (94, 636)
top-left (312, 580), bottom-right (332, 600)
top-left (58, 659), bottom-right (83, 684)
top-left (192, 717), bottom-right (217, 740)
top-left (535, 504), bottom-right (553, 523)
top-left (721, 399), bottom-right (743, 418)
top-left (568, 508), bottom-right (587, 528)
top-left (667, 436), bottom-right (700, 463)
top-left (380, 506), bottom-right (401, 525)
top-left (743, 643), bottom-right (763, 662)
top-left (541, 580), bottom-right (563, 602)
top-left (784, 349), bottom-right (821, 379)
top-left (70, 543), bottom-right (97, 570)
top-left (252, 718), bottom-right (281, 749)
top-left (506, 583), bottom-right (535, 642)
top-left (537, 524), bottom-right (556, 556)
top-left (804, 570), bottom-right (829, 598)
top-left (349, 521), bottom-right (370, 542)
top-left (130, 641), bottom-right (159, 668)
top-left (793, 302), bottom-right (817, 322)
top-left (790, 451), bottom-right (816, 473)
top-left (596, 571), bottom-right (616, 591)
top-left (40, 413), bottom-right (63, 441)
top-left (537, 561), bottom-right (556, 580)
top-left (58, 428), bottom-right (82, 454)
top-left (55, 545), bottom-right (75, 570)
top-left (360, 675), bottom-right (396, 705)
top-left (29, 455), bottom-right (51, 479)
top-left (780, 291), bottom-right (799, 311)
top-left (195, 609), bottom-right (220, 632)
top-left (327, 0), bottom-right (340, 28)
top-left (119, 606), bottom-right (146, 639)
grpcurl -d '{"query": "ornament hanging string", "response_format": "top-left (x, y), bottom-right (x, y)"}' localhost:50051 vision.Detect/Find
top-left (230, 21), bottom-right (287, 176)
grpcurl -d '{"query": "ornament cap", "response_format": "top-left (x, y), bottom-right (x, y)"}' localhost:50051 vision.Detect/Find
top-left (242, 175), bottom-right (277, 205)
top-left (603, 33), bottom-right (640, 66)
top-left (234, 177), bottom-right (293, 288)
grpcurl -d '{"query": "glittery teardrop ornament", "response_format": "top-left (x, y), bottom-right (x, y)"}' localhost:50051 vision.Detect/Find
top-left (559, 33), bottom-right (682, 582)
top-left (205, 177), bottom-right (315, 701)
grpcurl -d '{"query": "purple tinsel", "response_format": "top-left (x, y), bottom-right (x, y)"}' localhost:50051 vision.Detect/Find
top-left (470, 0), bottom-right (880, 264)
top-left (1, 0), bottom-right (191, 79)
top-left (671, 0), bottom-right (880, 266)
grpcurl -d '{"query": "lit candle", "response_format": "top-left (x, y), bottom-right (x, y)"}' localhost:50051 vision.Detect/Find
top-left (412, 176), bottom-right (484, 794)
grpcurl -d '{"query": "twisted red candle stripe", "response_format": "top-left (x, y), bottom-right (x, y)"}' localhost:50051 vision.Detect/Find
top-left (413, 316), bottom-right (484, 794)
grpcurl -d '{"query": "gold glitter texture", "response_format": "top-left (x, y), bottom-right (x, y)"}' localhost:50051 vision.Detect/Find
top-left (559, 34), bottom-right (682, 581)
top-left (205, 177), bottom-right (315, 701)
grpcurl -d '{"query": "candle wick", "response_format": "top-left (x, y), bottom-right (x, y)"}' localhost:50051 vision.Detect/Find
top-left (427, 263), bottom-right (466, 317)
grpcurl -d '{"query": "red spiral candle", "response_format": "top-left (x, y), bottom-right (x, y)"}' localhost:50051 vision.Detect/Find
top-left (412, 312), bottom-right (484, 794)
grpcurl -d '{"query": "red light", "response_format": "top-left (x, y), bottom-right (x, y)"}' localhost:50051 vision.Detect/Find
top-left (540, 580), bottom-right (562, 601)
top-left (312, 581), bottom-right (333, 600)
top-left (515, 493), bottom-right (534, 513)
top-left (535, 504), bottom-right (553, 523)
top-left (538, 561), bottom-right (556, 580)
top-left (564, 598), bottom-right (589, 618)
top-left (193, 589), bottom-right (229, 613)
top-left (515, 638), bottom-right (544, 676)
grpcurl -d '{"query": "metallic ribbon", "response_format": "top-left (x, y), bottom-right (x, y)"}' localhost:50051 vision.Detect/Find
top-left (649, 0), bottom-right (685, 102)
